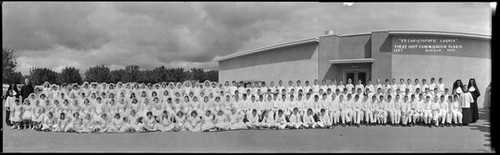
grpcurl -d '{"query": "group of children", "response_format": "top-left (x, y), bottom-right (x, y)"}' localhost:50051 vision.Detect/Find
top-left (3, 77), bottom-right (476, 133)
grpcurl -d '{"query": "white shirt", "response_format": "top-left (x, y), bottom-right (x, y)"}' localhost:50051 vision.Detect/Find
top-left (407, 84), bottom-right (415, 93)
top-left (229, 86), bottom-right (238, 95)
top-left (399, 84), bottom-right (407, 92)
top-left (337, 85), bottom-right (345, 92)
top-left (355, 84), bottom-right (365, 92)
top-left (366, 84), bottom-right (375, 93)
top-left (437, 83), bottom-right (445, 92)
top-left (320, 85), bottom-right (329, 92)
top-left (414, 84), bottom-right (421, 92)
top-left (238, 87), bottom-right (246, 95)
top-left (345, 84), bottom-right (354, 93)
top-left (4, 96), bottom-right (16, 109)
top-left (460, 92), bottom-right (473, 108)
top-left (429, 83), bottom-right (437, 91)
top-left (391, 84), bottom-right (398, 91)
top-left (329, 85), bottom-right (337, 92)
top-left (289, 114), bottom-right (301, 123)
top-left (303, 85), bottom-right (312, 93)
top-left (375, 84), bottom-right (383, 91)
top-left (422, 84), bottom-right (429, 92)
top-left (312, 85), bottom-right (320, 94)
top-left (277, 86), bottom-right (285, 93)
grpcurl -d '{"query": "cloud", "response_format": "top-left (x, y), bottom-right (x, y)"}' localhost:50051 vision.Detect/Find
top-left (3, 3), bottom-right (112, 52)
top-left (2, 2), bottom-right (492, 76)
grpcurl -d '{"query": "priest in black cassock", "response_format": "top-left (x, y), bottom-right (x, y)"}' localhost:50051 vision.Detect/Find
top-left (20, 78), bottom-right (34, 103)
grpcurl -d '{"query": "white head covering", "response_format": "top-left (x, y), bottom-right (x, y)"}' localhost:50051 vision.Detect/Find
top-left (183, 81), bottom-right (191, 87)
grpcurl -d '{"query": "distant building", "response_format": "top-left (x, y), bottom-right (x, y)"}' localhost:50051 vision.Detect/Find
top-left (214, 30), bottom-right (491, 106)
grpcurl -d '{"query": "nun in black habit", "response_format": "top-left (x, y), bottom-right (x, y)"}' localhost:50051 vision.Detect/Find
top-left (452, 79), bottom-right (465, 95)
top-left (467, 78), bottom-right (480, 123)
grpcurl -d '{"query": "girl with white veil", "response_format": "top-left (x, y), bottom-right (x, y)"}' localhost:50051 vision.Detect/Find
top-left (51, 84), bottom-right (60, 100)
top-left (229, 107), bottom-right (247, 130)
top-left (202, 81), bottom-right (211, 97)
top-left (100, 83), bottom-right (108, 95)
top-left (174, 82), bottom-right (183, 97)
top-left (90, 82), bottom-right (99, 96)
top-left (223, 81), bottom-right (231, 96)
top-left (81, 82), bottom-right (90, 98)
top-left (160, 89), bottom-right (171, 104)
top-left (192, 83), bottom-right (201, 98)
top-left (42, 82), bottom-right (51, 97)
top-left (183, 81), bottom-right (192, 97)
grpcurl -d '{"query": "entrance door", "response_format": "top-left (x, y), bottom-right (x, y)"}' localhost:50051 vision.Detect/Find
top-left (346, 72), bottom-right (355, 84)
top-left (357, 72), bottom-right (367, 85)
top-left (344, 71), bottom-right (368, 85)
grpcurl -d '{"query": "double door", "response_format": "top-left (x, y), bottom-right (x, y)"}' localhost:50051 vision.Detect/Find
top-left (345, 70), bottom-right (368, 85)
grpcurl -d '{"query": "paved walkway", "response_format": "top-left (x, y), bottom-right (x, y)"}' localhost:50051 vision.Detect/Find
top-left (2, 108), bottom-right (493, 153)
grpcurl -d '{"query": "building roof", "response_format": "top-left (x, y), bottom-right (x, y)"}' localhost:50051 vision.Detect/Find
top-left (213, 38), bottom-right (319, 62)
top-left (214, 30), bottom-right (490, 62)
top-left (387, 30), bottom-right (491, 39)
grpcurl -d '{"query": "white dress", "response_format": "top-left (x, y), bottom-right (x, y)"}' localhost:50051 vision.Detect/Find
top-left (22, 104), bottom-right (33, 120)
top-left (229, 112), bottom-right (247, 130)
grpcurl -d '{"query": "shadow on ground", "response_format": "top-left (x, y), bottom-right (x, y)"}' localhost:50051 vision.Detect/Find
top-left (468, 108), bottom-right (491, 149)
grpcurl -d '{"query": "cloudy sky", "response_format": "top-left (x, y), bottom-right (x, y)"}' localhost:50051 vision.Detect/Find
top-left (2, 2), bottom-right (492, 75)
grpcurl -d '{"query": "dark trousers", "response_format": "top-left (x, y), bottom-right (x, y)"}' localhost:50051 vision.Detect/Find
top-left (471, 102), bottom-right (479, 122)
top-left (5, 109), bottom-right (12, 126)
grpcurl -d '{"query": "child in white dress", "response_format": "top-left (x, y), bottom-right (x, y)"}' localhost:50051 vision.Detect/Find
top-left (22, 99), bottom-right (33, 129)
top-left (214, 110), bottom-right (231, 131)
top-left (229, 107), bottom-right (247, 130)
top-left (201, 110), bottom-right (216, 132)
top-left (41, 111), bottom-right (56, 132)
top-left (185, 110), bottom-right (202, 132)
top-left (158, 110), bottom-right (175, 132)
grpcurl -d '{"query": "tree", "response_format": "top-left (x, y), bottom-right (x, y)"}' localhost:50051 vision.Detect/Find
top-left (28, 67), bottom-right (59, 85)
top-left (59, 67), bottom-right (82, 85)
top-left (8, 72), bottom-right (24, 84)
top-left (110, 69), bottom-right (126, 83)
top-left (205, 70), bottom-right (218, 82)
top-left (189, 68), bottom-right (205, 82)
top-left (139, 70), bottom-right (157, 84)
top-left (169, 68), bottom-right (187, 82)
top-left (151, 66), bottom-right (166, 82)
top-left (123, 65), bottom-right (141, 82)
top-left (84, 65), bottom-right (111, 83)
top-left (2, 47), bottom-right (23, 84)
